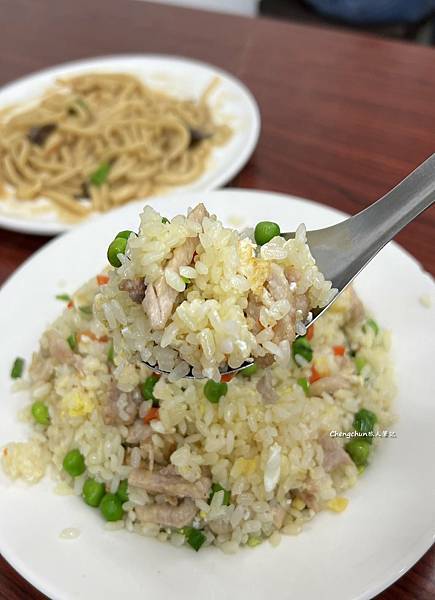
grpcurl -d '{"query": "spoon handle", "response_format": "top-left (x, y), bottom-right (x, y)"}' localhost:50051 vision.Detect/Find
top-left (310, 154), bottom-right (435, 289)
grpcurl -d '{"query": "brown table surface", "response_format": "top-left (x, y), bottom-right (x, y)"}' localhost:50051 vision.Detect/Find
top-left (0, 0), bottom-right (434, 598)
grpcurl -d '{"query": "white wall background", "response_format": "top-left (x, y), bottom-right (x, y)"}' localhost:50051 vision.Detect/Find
top-left (135, 0), bottom-right (260, 17)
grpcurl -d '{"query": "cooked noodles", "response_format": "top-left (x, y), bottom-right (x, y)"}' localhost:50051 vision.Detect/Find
top-left (0, 73), bottom-right (232, 222)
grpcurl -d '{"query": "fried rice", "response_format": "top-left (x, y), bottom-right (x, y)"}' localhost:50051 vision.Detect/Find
top-left (96, 204), bottom-right (337, 380)
top-left (2, 204), bottom-right (395, 552)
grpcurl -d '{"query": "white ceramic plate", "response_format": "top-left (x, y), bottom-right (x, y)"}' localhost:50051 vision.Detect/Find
top-left (0, 55), bottom-right (260, 236)
top-left (0, 190), bottom-right (434, 600)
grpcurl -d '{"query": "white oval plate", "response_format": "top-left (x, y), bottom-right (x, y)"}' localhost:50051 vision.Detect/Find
top-left (0, 55), bottom-right (260, 236)
top-left (0, 190), bottom-right (434, 600)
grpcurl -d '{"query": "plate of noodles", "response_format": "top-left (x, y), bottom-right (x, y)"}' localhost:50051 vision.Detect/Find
top-left (0, 190), bottom-right (434, 600)
top-left (0, 55), bottom-right (260, 235)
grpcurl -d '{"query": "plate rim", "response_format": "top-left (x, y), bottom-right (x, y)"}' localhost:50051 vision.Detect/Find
top-left (0, 54), bottom-right (261, 236)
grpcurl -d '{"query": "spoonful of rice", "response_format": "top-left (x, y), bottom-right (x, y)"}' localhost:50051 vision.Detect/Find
top-left (98, 154), bottom-right (435, 380)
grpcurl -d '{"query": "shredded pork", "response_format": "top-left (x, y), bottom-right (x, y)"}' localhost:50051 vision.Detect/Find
top-left (256, 369), bottom-right (277, 404)
top-left (45, 330), bottom-right (75, 364)
top-left (102, 382), bottom-right (138, 426)
top-left (308, 375), bottom-right (351, 397)
top-left (129, 467), bottom-right (211, 500)
top-left (119, 278), bottom-right (146, 304)
top-left (125, 421), bottom-right (152, 444)
top-left (267, 263), bottom-right (295, 343)
top-left (347, 287), bottom-right (365, 325)
top-left (319, 434), bottom-right (351, 472)
top-left (135, 498), bottom-right (197, 528)
top-left (143, 203), bottom-right (209, 329)
top-left (271, 504), bottom-right (286, 529)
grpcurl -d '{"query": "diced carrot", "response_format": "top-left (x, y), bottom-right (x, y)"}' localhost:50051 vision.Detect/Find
top-left (77, 330), bottom-right (109, 343)
top-left (221, 373), bottom-right (234, 383)
top-left (306, 325), bottom-right (314, 341)
top-left (309, 365), bottom-right (321, 384)
top-left (333, 345), bottom-right (345, 356)
top-left (97, 274), bottom-right (109, 286)
top-left (143, 407), bottom-right (159, 424)
top-left (79, 330), bottom-right (96, 341)
top-left (67, 301), bottom-right (74, 310)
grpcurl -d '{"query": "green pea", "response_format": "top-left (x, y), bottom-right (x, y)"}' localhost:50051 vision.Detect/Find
top-left (297, 377), bottom-right (310, 395)
top-left (107, 237), bottom-right (127, 268)
top-left (116, 480), bottom-right (129, 503)
top-left (354, 356), bottom-right (367, 375)
top-left (115, 230), bottom-right (135, 240)
top-left (100, 493), bottom-right (124, 522)
top-left (353, 408), bottom-right (377, 444)
top-left (254, 221), bottom-right (281, 246)
top-left (63, 449), bottom-right (86, 477)
top-left (292, 336), bottom-right (313, 364)
top-left (345, 439), bottom-right (371, 467)
top-left (31, 401), bottom-right (50, 426)
top-left (240, 363), bottom-right (258, 377)
top-left (203, 380), bottom-right (228, 403)
top-left (140, 375), bottom-right (160, 407)
top-left (82, 478), bottom-right (106, 507)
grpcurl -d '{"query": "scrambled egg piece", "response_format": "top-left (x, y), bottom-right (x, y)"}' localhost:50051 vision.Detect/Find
top-left (238, 238), bottom-right (269, 296)
top-left (327, 497), bottom-right (349, 512)
top-left (292, 497), bottom-right (306, 511)
top-left (61, 390), bottom-right (94, 417)
top-left (313, 355), bottom-right (331, 377)
top-left (230, 457), bottom-right (258, 478)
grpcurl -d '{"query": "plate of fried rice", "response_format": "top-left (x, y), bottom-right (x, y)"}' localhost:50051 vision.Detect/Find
top-left (0, 190), bottom-right (434, 600)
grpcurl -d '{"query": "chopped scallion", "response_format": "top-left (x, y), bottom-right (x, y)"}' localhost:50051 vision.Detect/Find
top-left (364, 318), bottom-right (379, 335)
top-left (209, 483), bottom-right (231, 506)
top-left (183, 527), bottom-right (206, 551)
top-left (90, 162), bottom-right (111, 186)
top-left (11, 357), bottom-right (25, 379)
top-left (67, 334), bottom-right (77, 351)
top-left (354, 356), bottom-right (367, 375)
top-left (55, 294), bottom-right (71, 302)
top-left (297, 377), bottom-right (310, 395)
top-left (292, 336), bottom-right (313, 363)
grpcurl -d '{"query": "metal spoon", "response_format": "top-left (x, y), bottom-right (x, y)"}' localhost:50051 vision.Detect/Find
top-left (147, 154), bottom-right (435, 379)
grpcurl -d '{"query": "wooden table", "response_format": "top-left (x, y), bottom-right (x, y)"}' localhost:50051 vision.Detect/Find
top-left (0, 1), bottom-right (434, 598)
